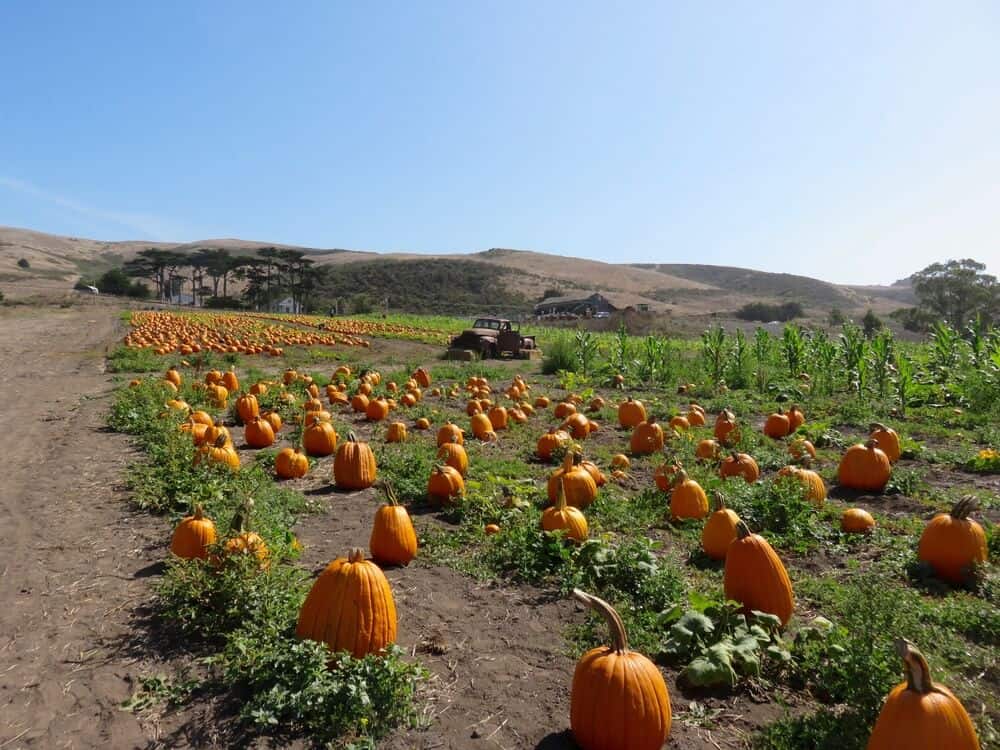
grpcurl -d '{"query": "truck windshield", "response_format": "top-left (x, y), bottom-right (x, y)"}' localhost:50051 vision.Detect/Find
top-left (473, 319), bottom-right (500, 330)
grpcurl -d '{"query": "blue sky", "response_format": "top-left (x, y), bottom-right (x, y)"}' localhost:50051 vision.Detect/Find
top-left (1, 1), bottom-right (997, 284)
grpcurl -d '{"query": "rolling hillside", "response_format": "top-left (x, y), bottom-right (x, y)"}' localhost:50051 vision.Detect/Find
top-left (0, 225), bottom-right (914, 317)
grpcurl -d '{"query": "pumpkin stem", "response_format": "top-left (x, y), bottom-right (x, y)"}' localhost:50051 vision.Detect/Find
top-left (950, 497), bottom-right (979, 520)
top-left (348, 547), bottom-right (366, 564)
top-left (555, 478), bottom-right (568, 511)
top-left (711, 491), bottom-right (726, 512)
top-left (572, 588), bottom-right (629, 653)
top-left (347, 431), bottom-right (359, 443)
top-left (192, 503), bottom-right (205, 520)
top-left (896, 638), bottom-right (934, 694)
top-left (381, 481), bottom-right (400, 506)
top-left (865, 438), bottom-right (880, 450)
top-left (735, 519), bottom-right (752, 540)
top-left (869, 422), bottom-right (888, 433)
top-left (671, 468), bottom-right (689, 487)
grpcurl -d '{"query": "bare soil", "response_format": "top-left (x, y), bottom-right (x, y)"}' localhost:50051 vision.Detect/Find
top-left (0, 305), bottom-right (164, 748)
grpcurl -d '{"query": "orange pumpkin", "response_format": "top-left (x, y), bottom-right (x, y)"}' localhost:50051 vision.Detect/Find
top-left (838, 439), bottom-right (891, 492)
top-left (295, 548), bottom-right (397, 658)
top-left (724, 521), bottom-right (794, 627)
top-left (696, 438), bottom-right (721, 461)
top-left (720, 452), bottom-right (760, 483)
top-left (917, 498), bottom-right (987, 585)
top-left (386, 421), bottom-right (408, 443)
top-left (244, 416), bottom-right (276, 449)
top-left (617, 397), bottom-right (647, 429)
top-left (841, 507), bottom-right (875, 534)
top-left (436, 422), bottom-right (464, 447)
top-left (570, 589), bottom-right (671, 750)
top-left (630, 417), bottom-right (665, 455)
top-left (867, 639), bottom-right (980, 750)
top-left (370, 485), bottom-right (417, 566)
top-left (437, 437), bottom-right (469, 476)
top-left (334, 432), bottom-right (377, 490)
top-left (547, 452), bottom-right (598, 508)
top-left (428, 464), bottom-right (465, 505)
top-left (541, 479), bottom-right (588, 542)
top-left (714, 409), bottom-right (739, 445)
top-left (275, 447), bottom-right (309, 479)
top-left (778, 465), bottom-right (827, 506)
top-left (869, 422), bottom-right (901, 463)
top-left (669, 470), bottom-right (709, 520)
top-left (170, 505), bottom-right (217, 559)
top-left (763, 411), bottom-right (791, 439)
top-left (303, 419), bottom-right (338, 457)
top-left (702, 493), bottom-right (740, 560)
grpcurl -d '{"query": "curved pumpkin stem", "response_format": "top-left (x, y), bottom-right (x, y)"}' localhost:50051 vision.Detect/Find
top-left (573, 588), bottom-right (629, 654)
top-left (192, 503), bottom-right (206, 520)
top-left (348, 547), bottom-right (366, 564)
top-left (735, 519), bottom-right (752, 540)
top-left (671, 468), bottom-right (689, 488)
top-left (346, 431), bottom-right (359, 443)
top-left (711, 491), bottom-right (726, 512)
top-left (865, 438), bottom-right (881, 450)
top-left (950, 497), bottom-right (979, 520)
top-left (381, 481), bottom-right (400, 506)
top-left (896, 638), bottom-right (934, 694)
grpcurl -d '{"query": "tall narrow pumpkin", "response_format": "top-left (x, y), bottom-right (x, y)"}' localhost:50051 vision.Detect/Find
top-left (702, 492), bottom-right (740, 560)
top-left (570, 589), bottom-right (671, 750)
top-left (437, 437), bottom-right (469, 477)
top-left (714, 409), bottom-right (740, 445)
top-left (669, 469), bottom-right (709, 520)
top-left (334, 432), bottom-right (377, 490)
top-left (869, 422), bottom-right (901, 463)
top-left (917, 498), bottom-right (987, 585)
top-left (724, 522), bottom-right (794, 627)
top-left (867, 639), bottom-right (980, 750)
top-left (170, 504), bottom-right (217, 560)
top-left (296, 548), bottom-right (397, 658)
top-left (370, 485), bottom-right (417, 566)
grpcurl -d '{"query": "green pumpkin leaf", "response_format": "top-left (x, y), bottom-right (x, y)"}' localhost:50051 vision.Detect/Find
top-left (684, 656), bottom-right (737, 687)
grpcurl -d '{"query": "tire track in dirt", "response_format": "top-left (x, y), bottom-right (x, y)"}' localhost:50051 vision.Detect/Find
top-left (0, 307), bottom-right (164, 749)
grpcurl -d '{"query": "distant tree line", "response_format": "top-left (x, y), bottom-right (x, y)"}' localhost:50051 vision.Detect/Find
top-left (735, 301), bottom-right (804, 322)
top-left (108, 246), bottom-right (322, 311)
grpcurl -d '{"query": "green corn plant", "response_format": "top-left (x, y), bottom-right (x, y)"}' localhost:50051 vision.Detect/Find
top-left (726, 328), bottom-right (750, 389)
top-left (895, 351), bottom-right (914, 416)
top-left (807, 329), bottom-right (838, 396)
top-left (839, 323), bottom-right (868, 397)
top-left (610, 323), bottom-right (632, 378)
top-left (781, 324), bottom-right (806, 378)
top-left (752, 327), bottom-right (773, 393)
top-left (574, 329), bottom-right (600, 377)
top-left (964, 315), bottom-right (990, 368)
top-left (701, 326), bottom-right (729, 386)
top-left (929, 321), bottom-right (962, 383)
top-left (868, 330), bottom-right (895, 400)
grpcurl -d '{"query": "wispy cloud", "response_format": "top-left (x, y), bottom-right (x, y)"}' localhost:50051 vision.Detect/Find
top-left (0, 176), bottom-right (181, 241)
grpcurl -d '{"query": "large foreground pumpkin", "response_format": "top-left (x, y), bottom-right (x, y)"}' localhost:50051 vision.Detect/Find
top-left (867, 639), bottom-right (980, 750)
top-left (570, 589), bottom-right (671, 750)
top-left (170, 504), bottom-right (217, 560)
top-left (296, 548), bottom-right (397, 658)
top-left (724, 522), bottom-right (794, 627)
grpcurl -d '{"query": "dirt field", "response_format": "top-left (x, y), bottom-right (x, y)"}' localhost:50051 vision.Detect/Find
top-left (0, 305), bottom-right (164, 748)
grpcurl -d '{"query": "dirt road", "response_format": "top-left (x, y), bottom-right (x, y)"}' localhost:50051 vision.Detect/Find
top-left (0, 306), bottom-right (162, 749)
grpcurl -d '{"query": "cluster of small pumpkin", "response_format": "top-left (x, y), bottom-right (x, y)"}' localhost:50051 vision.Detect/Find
top-left (248, 312), bottom-right (452, 345)
top-left (122, 311), bottom-right (369, 356)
